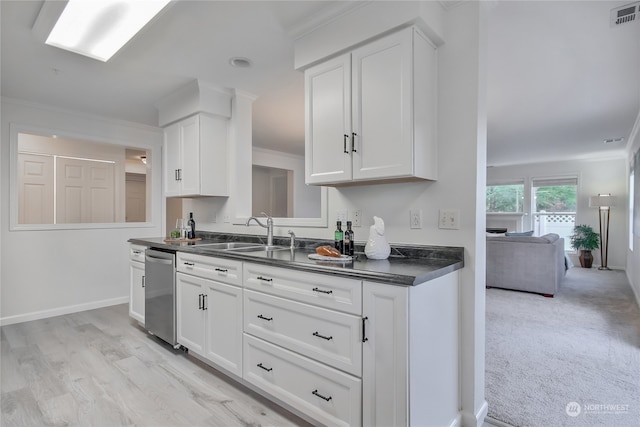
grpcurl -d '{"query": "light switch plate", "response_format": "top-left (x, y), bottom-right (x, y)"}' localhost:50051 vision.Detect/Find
top-left (439, 209), bottom-right (460, 229)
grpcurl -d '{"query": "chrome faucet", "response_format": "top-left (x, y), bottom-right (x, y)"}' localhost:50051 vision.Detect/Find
top-left (246, 212), bottom-right (274, 246)
top-left (287, 230), bottom-right (296, 249)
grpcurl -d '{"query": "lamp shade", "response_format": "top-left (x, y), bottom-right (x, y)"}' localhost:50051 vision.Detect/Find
top-left (589, 194), bottom-right (617, 208)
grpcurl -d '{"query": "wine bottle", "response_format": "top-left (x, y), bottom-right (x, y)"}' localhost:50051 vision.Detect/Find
top-left (344, 221), bottom-right (354, 256)
top-left (334, 221), bottom-right (344, 254)
top-left (187, 212), bottom-right (196, 239)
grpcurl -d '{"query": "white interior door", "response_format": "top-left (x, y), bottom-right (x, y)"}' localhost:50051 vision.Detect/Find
top-left (17, 153), bottom-right (54, 224)
top-left (56, 157), bottom-right (115, 223)
top-left (125, 173), bottom-right (146, 222)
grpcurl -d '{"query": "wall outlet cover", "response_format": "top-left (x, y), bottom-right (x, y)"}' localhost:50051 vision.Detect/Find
top-left (410, 209), bottom-right (423, 229)
top-left (352, 209), bottom-right (362, 227)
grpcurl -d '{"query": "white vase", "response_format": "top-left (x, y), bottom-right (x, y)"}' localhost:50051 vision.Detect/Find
top-left (364, 216), bottom-right (391, 260)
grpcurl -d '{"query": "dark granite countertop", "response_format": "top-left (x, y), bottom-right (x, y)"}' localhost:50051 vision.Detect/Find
top-left (128, 232), bottom-right (464, 286)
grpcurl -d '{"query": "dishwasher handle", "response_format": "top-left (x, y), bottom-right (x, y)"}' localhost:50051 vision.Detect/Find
top-left (145, 254), bottom-right (174, 265)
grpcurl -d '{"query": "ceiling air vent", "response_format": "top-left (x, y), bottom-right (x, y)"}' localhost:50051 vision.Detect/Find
top-left (610, 2), bottom-right (639, 27)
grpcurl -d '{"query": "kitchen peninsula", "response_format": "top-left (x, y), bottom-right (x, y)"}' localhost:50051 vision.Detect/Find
top-left (129, 234), bottom-right (463, 426)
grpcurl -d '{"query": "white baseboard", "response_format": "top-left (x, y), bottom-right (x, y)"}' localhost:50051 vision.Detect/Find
top-left (0, 296), bottom-right (129, 326)
top-left (461, 400), bottom-right (489, 427)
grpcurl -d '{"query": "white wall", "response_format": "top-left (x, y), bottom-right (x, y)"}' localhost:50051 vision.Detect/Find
top-left (0, 98), bottom-right (164, 325)
top-left (487, 157), bottom-right (628, 269)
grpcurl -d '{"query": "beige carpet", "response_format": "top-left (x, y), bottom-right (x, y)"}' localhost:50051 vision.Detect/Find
top-left (485, 267), bottom-right (640, 427)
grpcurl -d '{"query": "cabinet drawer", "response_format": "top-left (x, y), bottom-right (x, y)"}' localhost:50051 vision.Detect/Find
top-left (130, 244), bottom-right (146, 262)
top-left (244, 290), bottom-right (362, 376)
top-left (244, 335), bottom-right (361, 427)
top-left (243, 264), bottom-right (362, 315)
top-left (177, 252), bottom-right (242, 285)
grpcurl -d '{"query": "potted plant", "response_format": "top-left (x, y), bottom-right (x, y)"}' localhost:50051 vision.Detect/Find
top-left (569, 224), bottom-right (600, 268)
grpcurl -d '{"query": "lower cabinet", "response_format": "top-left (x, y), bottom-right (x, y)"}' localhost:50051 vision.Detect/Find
top-left (362, 281), bottom-right (408, 427)
top-left (129, 244), bottom-right (146, 323)
top-left (172, 254), bottom-right (460, 426)
top-left (244, 334), bottom-right (362, 427)
top-left (176, 272), bottom-right (243, 376)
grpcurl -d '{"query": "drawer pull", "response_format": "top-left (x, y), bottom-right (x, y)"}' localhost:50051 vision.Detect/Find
top-left (132, 250), bottom-right (141, 255)
top-left (257, 314), bottom-right (273, 321)
top-left (312, 389), bottom-right (332, 402)
top-left (362, 316), bottom-right (369, 343)
top-left (198, 294), bottom-right (203, 310)
top-left (312, 331), bottom-right (333, 341)
top-left (312, 287), bottom-right (333, 295)
top-left (184, 262), bottom-right (195, 267)
top-left (257, 276), bottom-right (273, 282)
top-left (215, 268), bottom-right (228, 273)
top-left (257, 363), bottom-right (273, 372)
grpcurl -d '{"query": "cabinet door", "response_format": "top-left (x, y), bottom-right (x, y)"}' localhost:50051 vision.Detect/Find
top-left (362, 281), bottom-right (408, 427)
top-left (352, 29), bottom-right (414, 181)
top-left (164, 122), bottom-right (182, 197)
top-left (179, 115), bottom-right (201, 196)
top-left (129, 261), bottom-right (145, 323)
top-left (305, 53), bottom-right (352, 185)
top-left (203, 281), bottom-right (243, 377)
top-left (176, 273), bottom-right (206, 356)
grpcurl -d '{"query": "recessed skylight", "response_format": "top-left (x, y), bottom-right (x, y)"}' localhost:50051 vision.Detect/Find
top-left (46, 0), bottom-right (170, 62)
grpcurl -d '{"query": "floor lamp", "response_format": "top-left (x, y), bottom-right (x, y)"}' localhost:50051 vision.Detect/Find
top-left (589, 193), bottom-right (616, 270)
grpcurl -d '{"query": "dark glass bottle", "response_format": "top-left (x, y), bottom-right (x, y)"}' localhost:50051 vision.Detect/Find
top-left (187, 212), bottom-right (196, 239)
top-left (334, 221), bottom-right (344, 254)
top-left (344, 221), bottom-right (354, 256)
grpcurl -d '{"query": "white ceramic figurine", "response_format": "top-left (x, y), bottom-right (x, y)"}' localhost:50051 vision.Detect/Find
top-left (364, 216), bottom-right (391, 260)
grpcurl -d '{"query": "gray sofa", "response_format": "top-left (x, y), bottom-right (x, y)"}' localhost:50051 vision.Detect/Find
top-left (486, 233), bottom-right (566, 296)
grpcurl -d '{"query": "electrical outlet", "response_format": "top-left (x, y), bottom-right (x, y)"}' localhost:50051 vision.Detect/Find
top-left (439, 209), bottom-right (460, 230)
top-left (352, 209), bottom-right (362, 227)
top-left (410, 209), bottom-right (422, 229)
top-left (223, 214), bottom-right (231, 223)
top-left (336, 210), bottom-right (347, 223)
top-left (212, 214), bottom-right (217, 223)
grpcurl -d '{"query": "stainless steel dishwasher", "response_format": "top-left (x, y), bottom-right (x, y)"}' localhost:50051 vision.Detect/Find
top-left (144, 248), bottom-right (178, 347)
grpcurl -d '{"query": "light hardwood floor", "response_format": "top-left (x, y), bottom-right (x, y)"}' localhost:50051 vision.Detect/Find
top-left (1, 304), bottom-right (311, 426)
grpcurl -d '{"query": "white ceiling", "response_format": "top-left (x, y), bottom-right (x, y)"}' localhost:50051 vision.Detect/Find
top-left (2, 1), bottom-right (639, 165)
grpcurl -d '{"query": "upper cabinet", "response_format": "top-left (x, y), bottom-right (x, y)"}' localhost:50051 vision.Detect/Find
top-left (164, 113), bottom-right (229, 197)
top-left (305, 26), bottom-right (437, 186)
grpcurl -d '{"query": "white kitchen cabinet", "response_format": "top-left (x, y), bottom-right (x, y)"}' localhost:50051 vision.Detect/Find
top-left (176, 254), bottom-right (243, 377)
top-left (129, 244), bottom-right (146, 323)
top-left (362, 281), bottom-right (408, 427)
top-left (305, 26), bottom-right (437, 186)
top-left (362, 271), bottom-right (460, 427)
top-left (163, 113), bottom-right (229, 197)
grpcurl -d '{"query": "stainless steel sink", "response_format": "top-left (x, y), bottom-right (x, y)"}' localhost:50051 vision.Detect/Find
top-left (225, 245), bottom-right (290, 253)
top-left (196, 242), bottom-right (260, 250)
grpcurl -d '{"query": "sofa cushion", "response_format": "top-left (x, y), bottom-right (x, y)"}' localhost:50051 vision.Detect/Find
top-left (486, 233), bottom-right (559, 244)
top-left (505, 230), bottom-right (534, 237)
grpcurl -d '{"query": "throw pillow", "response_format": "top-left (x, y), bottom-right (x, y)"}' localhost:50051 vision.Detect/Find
top-left (505, 230), bottom-right (534, 237)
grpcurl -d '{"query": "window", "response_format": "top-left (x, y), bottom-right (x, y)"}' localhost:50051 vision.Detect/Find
top-left (11, 126), bottom-right (153, 229)
top-left (486, 182), bottom-right (524, 213)
top-left (532, 177), bottom-right (577, 251)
